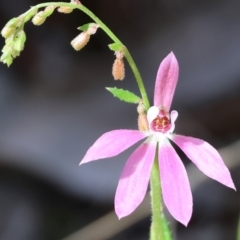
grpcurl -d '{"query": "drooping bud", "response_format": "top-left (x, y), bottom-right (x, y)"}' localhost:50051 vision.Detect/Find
top-left (32, 11), bottom-right (46, 25)
top-left (1, 38), bottom-right (15, 66)
top-left (14, 30), bottom-right (26, 52)
top-left (1, 18), bottom-right (20, 38)
top-left (112, 59), bottom-right (125, 81)
top-left (112, 51), bottom-right (125, 81)
top-left (71, 0), bottom-right (82, 4)
top-left (57, 6), bottom-right (73, 14)
top-left (71, 32), bottom-right (90, 51)
top-left (1, 26), bottom-right (15, 38)
top-left (71, 23), bottom-right (98, 51)
top-left (86, 24), bottom-right (98, 35)
top-left (42, 5), bottom-right (55, 17)
top-left (5, 18), bottom-right (19, 28)
top-left (137, 99), bottom-right (145, 115)
top-left (31, 6), bottom-right (55, 26)
top-left (137, 100), bottom-right (149, 131)
top-left (1, 51), bottom-right (13, 66)
top-left (24, 8), bottom-right (38, 22)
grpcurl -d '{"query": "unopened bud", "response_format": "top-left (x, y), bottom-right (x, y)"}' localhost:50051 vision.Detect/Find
top-left (0, 48), bottom-right (10, 61)
top-left (112, 51), bottom-right (125, 80)
top-left (115, 51), bottom-right (124, 60)
top-left (42, 5), bottom-right (55, 17)
top-left (112, 59), bottom-right (125, 80)
top-left (137, 100), bottom-right (149, 131)
top-left (32, 11), bottom-right (46, 25)
top-left (137, 99), bottom-right (145, 114)
top-left (1, 18), bottom-right (20, 38)
top-left (138, 114), bottom-right (149, 131)
top-left (1, 26), bottom-right (15, 38)
top-left (5, 18), bottom-right (19, 28)
top-left (71, 0), bottom-right (82, 4)
top-left (1, 53), bottom-right (13, 67)
top-left (5, 37), bottom-right (13, 47)
top-left (58, 6), bottom-right (73, 14)
top-left (86, 24), bottom-right (99, 35)
top-left (14, 30), bottom-right (26, 52)
top-left (71, 32), bottom-right (90, 51)
top-left (24, 8), bottom-right (38, 22)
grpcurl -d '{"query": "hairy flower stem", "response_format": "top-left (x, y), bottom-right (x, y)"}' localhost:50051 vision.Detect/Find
top-left (237, 212), bottom-right (240, 240)
top-left (21, 2), bottom-right (150, 109)
top-left (150, 146), bottom-right (173, 240)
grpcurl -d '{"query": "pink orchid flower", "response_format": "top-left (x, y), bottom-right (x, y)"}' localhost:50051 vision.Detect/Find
top-left (80, 52), bottom-right (235, 226)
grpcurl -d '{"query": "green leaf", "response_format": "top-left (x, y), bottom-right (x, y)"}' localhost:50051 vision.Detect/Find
top-left (77, 23), bottom-right (95, 32)
top-left (108, 43), bottom-right (123, 52)
top-left (106, 87), bottom-right (140, 104)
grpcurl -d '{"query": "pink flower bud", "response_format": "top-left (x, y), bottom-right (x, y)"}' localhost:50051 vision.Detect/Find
top-left (112, 58), bottom-right (125, 80)
top-left (57, 6), bottom-right (73, 14)
top-left (43, 5), bottom-right (55, 17)
top-left (112, 51), bottom-right (125, 80)
top-left (86, 24), bottom-right (99, 35)
top-left (71, 32), bottom-right (90, 51)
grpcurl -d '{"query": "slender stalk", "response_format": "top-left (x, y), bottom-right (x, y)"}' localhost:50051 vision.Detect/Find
top-left (21, 2), bottom-right (150, 109)
top-left (150, 146), bottom-right (172, 240)
top-left (237, 212), bottom-right (240, 240)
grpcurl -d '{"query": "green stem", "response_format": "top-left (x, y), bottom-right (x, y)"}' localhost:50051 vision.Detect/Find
top-left (237, 212), bottom-right (240, 240)
top-left (21, 2), bottom-right (150, 109)
top-left (150, 146), bottom-right (172, 240)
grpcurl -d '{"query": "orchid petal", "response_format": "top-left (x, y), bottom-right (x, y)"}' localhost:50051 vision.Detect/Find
top-left (80, 130), bottom-right (146, 165)
top-left (159, 139), bottom-right (193, 226)
top-left (154, 52), bottom-right (179, 111)
top-left (169, 110), bottom-right (178, 133)
top-left (172, 135), bottom-right (236, 190)
top-left (170, 110), bottom-right (178, 123)
top-left (115, 140), bottom-right (156, 219)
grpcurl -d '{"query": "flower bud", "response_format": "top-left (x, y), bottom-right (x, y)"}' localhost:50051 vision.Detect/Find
top-left (42, 5), bottom-right (55, 17)
top-left (138, 114), bottom-right (149, 131)
top-left (5, 18), bottom-right (19, 28)
top-left (86, 24), bottom-right (98, 35)
top-left (32, 11), bottom-right (46, 25)
top-left (1, 54), bottom-right (13, 67)
top-left (112, 59), bottom-right (125, 80)
top-left (115, 51), bottom-right (124, 60)
top-left (71, 0), bottom-right (82, 4)
top-left (57, 6), bottom-right (73, 14)
top-left (137, 100), bottom-right (149, 131)
top-left (1, 26), bottom-right (15, 38)
top-left (14, 30), bottom-right (26, 52)
top-left (112, 51), bottom-right (125, 80)
top-left (1, 44), bottom-right (14, 67)
top-left (1, 18), bottom-right (20, 38)
top-left (71, 32), bottom-right (90, 51)
top-left (24, 8), bottom-right (38, 22)
top-left (5, 37), bottom-right (13, 47)
top-left (0, 49), bottom-right (9, 61)
top-left (137, 99), bottom-right (145, 114)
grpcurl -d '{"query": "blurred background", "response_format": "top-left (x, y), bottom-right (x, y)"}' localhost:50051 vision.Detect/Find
top-left (0, 0), bottom-right (240, 239)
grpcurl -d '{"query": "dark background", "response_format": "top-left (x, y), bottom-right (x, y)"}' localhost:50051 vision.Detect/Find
top-left (0, 0), bottom-right (240, 239)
